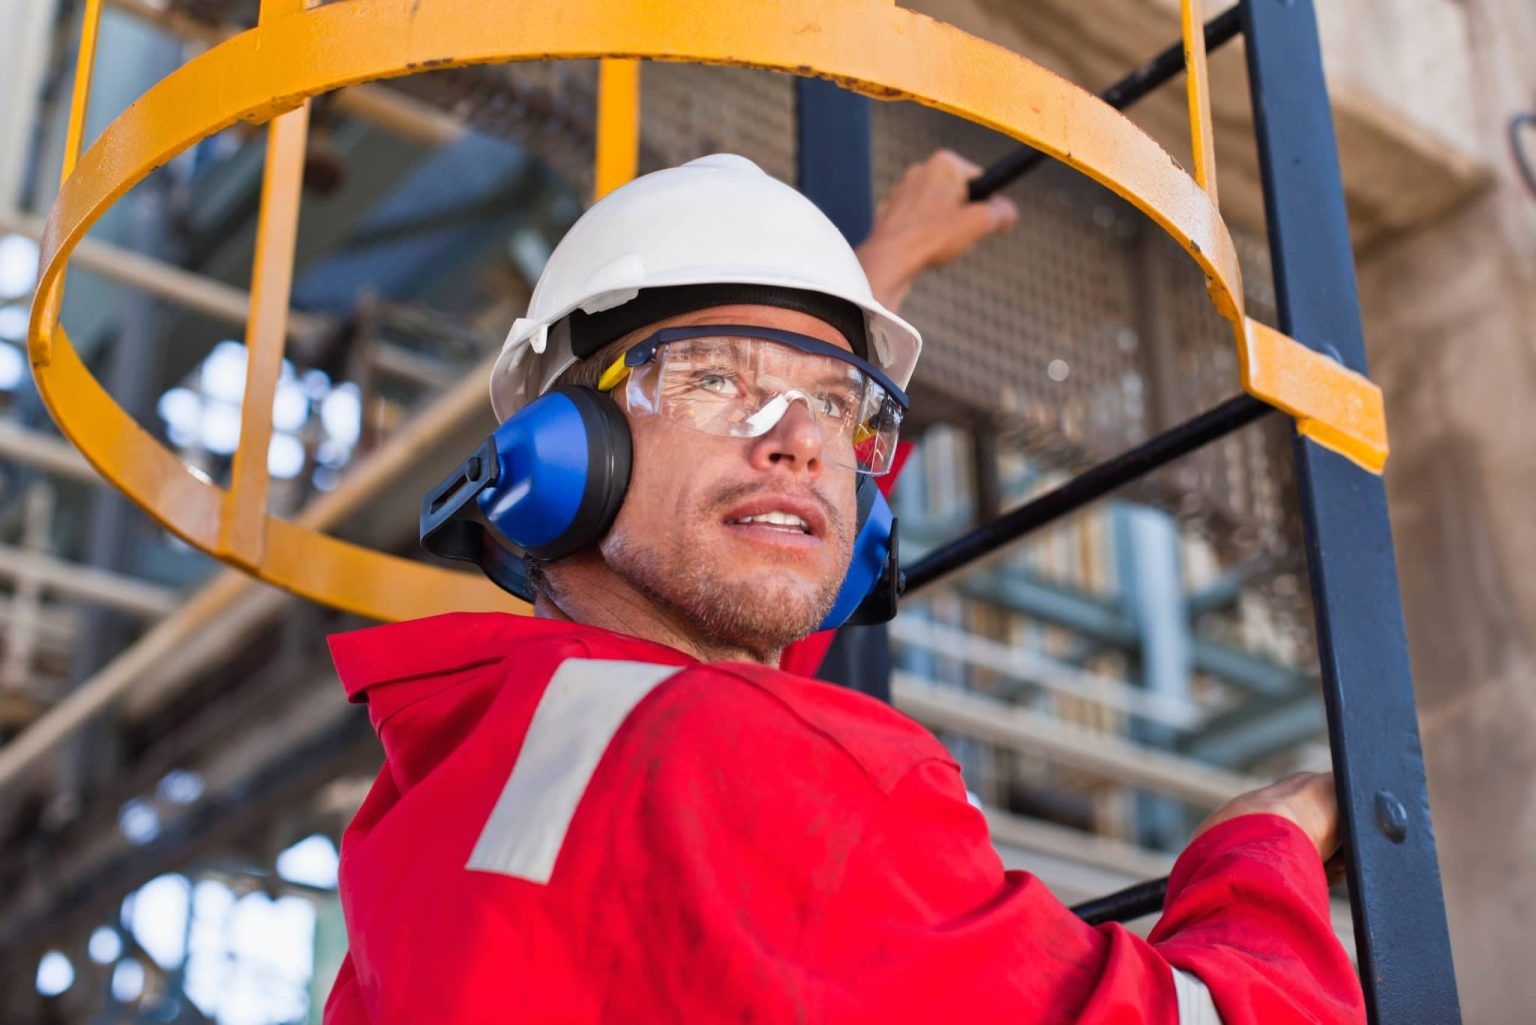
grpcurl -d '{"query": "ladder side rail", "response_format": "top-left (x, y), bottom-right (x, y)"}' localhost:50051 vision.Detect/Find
top-left (1240, 1), bottom-right (1462, 1021)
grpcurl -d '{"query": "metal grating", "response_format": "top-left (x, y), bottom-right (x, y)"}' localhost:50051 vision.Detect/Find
top-left (869, 100), bottom-right (1302, 562)
top-left (873, 102), bottom-right (1148, 464)
top-left (388, 61), bottom-right (602, 194)
top-left (638, 64), bottom-right (799, 183)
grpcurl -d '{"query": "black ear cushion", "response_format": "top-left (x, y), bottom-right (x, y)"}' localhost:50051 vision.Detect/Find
top-left (852, 474), bottom-right (877, 537)
top-left (525, 386), bottom-right (633, 560)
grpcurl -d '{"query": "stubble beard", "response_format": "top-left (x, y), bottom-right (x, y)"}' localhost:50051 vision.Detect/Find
top-left (599, 501), bottom-right (851, 662)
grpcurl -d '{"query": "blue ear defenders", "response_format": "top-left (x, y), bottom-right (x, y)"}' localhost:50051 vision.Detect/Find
top-left (421, 385), bottom-right (903, 630)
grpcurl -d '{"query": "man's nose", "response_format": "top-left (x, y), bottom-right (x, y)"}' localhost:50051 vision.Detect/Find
top-left (747, 397), bottom-right (824, 476)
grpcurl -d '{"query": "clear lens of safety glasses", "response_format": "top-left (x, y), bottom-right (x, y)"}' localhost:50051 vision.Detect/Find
top-left (616, 329), bottom-right (907, 475)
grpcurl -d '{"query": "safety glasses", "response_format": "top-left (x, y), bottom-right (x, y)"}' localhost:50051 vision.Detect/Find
top-left (596, 325), bottom-right (909, 475)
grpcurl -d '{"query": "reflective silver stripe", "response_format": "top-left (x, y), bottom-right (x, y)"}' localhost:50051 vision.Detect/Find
top-left (1171, 966), bottom-right (1224, 1025)
top-left (466, 658), bottom-right (682, 883)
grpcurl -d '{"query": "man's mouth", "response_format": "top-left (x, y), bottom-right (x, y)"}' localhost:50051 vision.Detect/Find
top-left (725, 511), bottom-right (811, 534)
top-left (719, 494), bottom-right (830, 542)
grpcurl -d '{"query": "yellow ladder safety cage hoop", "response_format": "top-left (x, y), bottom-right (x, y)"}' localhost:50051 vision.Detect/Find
top-left (28, 0), bottom-right (1388, 624)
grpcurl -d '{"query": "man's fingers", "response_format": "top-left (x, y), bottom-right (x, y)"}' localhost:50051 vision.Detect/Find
top-left (988, 194), bottom-right (1020, 233)
top-left (858, 149), bottom-right (1021, 303)
top-left (953, 194), bottom-right (1018, 247)
top-left (933, 147), bottom-right (983, 179)
top-left (1191, 769), bottom-right (1342, 860)
top-left (944, 200), bottom-right (1000, 256)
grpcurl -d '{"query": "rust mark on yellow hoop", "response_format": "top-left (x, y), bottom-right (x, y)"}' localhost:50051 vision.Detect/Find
top-left (238, 97), bottom-right (307, 126)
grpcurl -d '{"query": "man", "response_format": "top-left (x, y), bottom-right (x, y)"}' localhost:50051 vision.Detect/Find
top-left (324, 151), bottom-right (1365, 1023)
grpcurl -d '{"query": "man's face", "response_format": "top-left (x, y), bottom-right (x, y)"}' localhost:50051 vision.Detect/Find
top-left (596, 304), bottom-right (860, 658)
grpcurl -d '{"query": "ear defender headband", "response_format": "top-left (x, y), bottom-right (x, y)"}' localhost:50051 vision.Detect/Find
top-left (420, 388), bottom-right (903, 631)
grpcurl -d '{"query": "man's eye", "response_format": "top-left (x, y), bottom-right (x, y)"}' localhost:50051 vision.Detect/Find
top-left (694, 371), bottom-right (738, 395)
top-left (815, 391), bottom-right (854, 418)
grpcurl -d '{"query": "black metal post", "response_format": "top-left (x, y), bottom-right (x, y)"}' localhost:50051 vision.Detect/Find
top-left (1510, 112), bottom-right (1536, 199)
top-left (1241, 1), bottom-right (1461, 1021)
top-left (1070, 877), bottom-right (1169, 926)
top-left (969, 6), bottom-right (1243, 201)
top-left (795, 78), bottom-right (874, 245)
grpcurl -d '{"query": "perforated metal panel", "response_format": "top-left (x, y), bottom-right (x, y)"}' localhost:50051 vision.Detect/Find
top-left (638, 64), bottom-right (798, 183)
top-left (868, 99), bottom-right (1300, 566)
top-left (872, 104), bottom-right (1146, 458)
top-left (392, 61), bottom-right (602, 194)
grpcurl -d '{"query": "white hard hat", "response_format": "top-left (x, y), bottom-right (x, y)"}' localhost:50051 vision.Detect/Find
top-left (489, 153), bottom-right (923, 421)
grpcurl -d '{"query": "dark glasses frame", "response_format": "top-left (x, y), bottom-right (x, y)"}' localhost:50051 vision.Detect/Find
top-left (618, 324), bottom-right (910, 410)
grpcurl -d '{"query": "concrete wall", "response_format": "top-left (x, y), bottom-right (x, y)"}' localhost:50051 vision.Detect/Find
top-left (1315, 0), bottom-right (1480, 157)
top-left (1353, 1), bottom-right (1536, 1021)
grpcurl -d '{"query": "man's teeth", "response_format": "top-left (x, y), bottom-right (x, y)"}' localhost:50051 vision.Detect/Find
top-left (730, 511), bottom-right (810, 533)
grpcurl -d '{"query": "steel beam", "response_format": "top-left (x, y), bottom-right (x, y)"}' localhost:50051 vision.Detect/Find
top-left (332, 84), bottom-right (467, 147)
top-left (0, 545), bottom-right (178, 619)
top-left (888, 615), bottom-right (1204, 730)
top-left (795, 78), bottom-right (873, 245)
top-left (0, 422), bottom-right (95, 483)
top-left (986, 805), bottom-right (1174, 882)
top-left (1115, 505), bottom-right (1195, 846)
top-left (1181, 693), bottom-right (1327, 768)
top-left (900, 528), bottom-right (1311, 698)
top-left (1185, 553), bottom-right (1283, 616)
top-left (0, 354), bottom-right (498, 794)
top-left (1186, 638), bottom-right (1306, 697)
top-left (1242, 1), bottom-right (1461, 1020)
top-left (893, 671), bottom-right (1263, 808)
top-left (0, 211), bottom-right (332, 345)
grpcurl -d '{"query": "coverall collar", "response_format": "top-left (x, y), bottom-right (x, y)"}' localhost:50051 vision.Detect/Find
top-left (329, 612), bottom-right (699, 706)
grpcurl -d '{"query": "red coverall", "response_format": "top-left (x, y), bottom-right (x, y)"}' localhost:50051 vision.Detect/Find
top-left (323, 611), bottom-right (1365, 1024)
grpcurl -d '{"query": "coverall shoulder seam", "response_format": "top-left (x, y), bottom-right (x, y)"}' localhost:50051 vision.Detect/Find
top-left (690, 663), bottom-right (938, 798)
top-left (368, 656), bottom-right (506, 731)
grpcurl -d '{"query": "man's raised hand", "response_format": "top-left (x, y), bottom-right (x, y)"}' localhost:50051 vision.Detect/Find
top-left (856, 149), bottom-right (1019, 312)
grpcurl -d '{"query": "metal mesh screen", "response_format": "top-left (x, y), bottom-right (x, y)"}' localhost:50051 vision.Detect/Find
top-left (390, 61), bottom-right (602, 194)
top-left (872, 103), bottom-right (1148, 461)
top-left (638, 64), bottom-right (799, 183)
top-left (868, 99), bottom-right (1301, 566)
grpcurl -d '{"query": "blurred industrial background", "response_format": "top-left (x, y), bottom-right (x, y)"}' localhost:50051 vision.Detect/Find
top-left (0, 0), bottom-right (1532, 1021)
